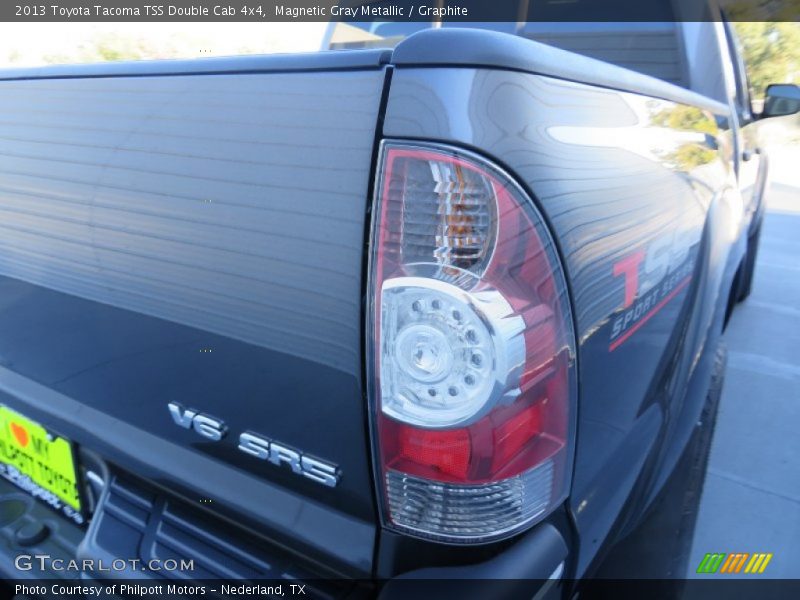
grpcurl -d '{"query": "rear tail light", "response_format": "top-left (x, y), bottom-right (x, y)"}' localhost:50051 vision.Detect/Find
top-left (367, 142), bottom-right (577, 543)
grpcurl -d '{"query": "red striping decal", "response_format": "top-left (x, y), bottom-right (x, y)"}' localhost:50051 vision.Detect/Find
top-left (609, 275), bottom-right (692, 352)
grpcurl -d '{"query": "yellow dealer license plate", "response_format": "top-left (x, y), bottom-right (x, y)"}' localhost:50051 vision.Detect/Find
top-left (0, 406), bottom-right (84, 525)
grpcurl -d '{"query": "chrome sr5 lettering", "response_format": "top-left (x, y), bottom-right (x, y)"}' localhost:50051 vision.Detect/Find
top-left (167, 402), bottom-right (339, 487)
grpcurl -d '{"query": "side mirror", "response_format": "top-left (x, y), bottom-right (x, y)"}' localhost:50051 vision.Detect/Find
top-left (762, 83), bottom-right (800, 118)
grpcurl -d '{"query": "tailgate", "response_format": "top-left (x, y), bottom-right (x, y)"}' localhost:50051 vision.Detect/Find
top-left (0, 54), bottom-right (388, 575)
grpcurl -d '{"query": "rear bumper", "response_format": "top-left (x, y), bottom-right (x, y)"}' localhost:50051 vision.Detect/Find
top-left (379, 523), bottom-right (569, 600)
top-left (1, 471), bottom-right (570, 598)
top-left (0, 472), bottom-right (358, 597)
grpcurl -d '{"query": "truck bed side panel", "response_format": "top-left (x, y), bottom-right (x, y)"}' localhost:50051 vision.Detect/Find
top-left (383, 65), bottom-right (740, 576)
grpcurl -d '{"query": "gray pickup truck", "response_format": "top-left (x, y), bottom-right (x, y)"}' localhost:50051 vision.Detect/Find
top-left (0, 8), bottom-right (798, 600)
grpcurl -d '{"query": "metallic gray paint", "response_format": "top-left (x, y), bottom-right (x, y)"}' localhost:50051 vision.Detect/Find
top-left (0, 71), bottom-right (379, 372)
top-left (0, 67), bottom-right (388, 575)
top-left (392, 28), bottom-right (727, 114)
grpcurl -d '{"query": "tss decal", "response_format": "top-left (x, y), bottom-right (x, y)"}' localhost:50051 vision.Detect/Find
top-left (609, 229), bottom-right (696, 351)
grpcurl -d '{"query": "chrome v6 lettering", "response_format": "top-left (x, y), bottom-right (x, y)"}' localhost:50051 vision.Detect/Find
top-left (167, 402), bottom-right (339, 487)
top-left (168, 402), bottom-right (227, 441)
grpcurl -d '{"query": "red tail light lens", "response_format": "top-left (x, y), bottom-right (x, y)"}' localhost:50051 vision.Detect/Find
top-left (368, 142), bottom-right (577, 543)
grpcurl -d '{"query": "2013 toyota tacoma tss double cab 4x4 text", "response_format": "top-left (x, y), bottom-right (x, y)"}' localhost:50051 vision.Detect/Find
top-left (0, 5), bottom-right (798, 599)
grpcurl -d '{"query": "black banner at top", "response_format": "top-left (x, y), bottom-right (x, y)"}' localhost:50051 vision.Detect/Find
top-left (2, 0), bottom-right (799, 22)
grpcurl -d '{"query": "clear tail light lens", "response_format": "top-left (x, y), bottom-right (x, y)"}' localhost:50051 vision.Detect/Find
top-left (368, 143), bottom-right (577, 543)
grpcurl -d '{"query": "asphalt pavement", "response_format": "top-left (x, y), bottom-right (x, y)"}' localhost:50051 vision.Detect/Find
top-left (687, 142), bottom-right (800, 579)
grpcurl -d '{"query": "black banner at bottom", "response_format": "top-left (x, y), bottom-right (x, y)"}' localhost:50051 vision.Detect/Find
top-left (5, 579), bottom-right (800, 600)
